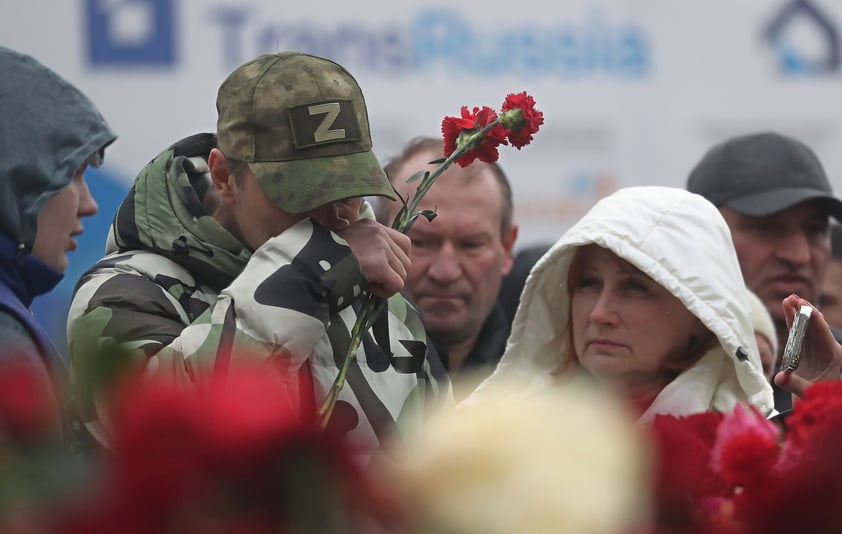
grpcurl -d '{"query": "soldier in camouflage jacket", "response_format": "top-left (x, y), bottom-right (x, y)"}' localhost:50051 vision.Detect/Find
top-left (67, 53), bottom-right (449, 459)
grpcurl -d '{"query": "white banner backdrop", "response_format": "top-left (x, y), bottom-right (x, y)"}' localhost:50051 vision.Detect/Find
top-left (4, 0), bottom-right (842, 249)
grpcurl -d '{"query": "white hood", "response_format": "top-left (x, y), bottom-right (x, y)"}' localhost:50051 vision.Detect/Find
top-left (468, 186), bottom-right (774, 419)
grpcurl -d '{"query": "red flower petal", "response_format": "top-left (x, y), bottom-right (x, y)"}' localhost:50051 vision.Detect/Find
top-left (441, 106), bottom-right (474, 158)
top-left (441, 106), bottom-right (509, 167)
top-left (718, 433), bottom-right (779, 489)
top-left (0, 356), bottom-right (59, 442)
top-left (501, 91), bottom-right (544, 149)
top-left (648, 412), bottom-right (729, 530)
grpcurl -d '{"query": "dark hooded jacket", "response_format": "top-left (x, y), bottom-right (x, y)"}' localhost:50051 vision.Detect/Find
top-left (0, 47), bottom-right (116, 383)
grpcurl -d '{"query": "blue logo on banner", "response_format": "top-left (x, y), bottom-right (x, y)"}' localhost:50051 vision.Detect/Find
top-left (208, 7), bottom-right (650, 79)
top-left (86, 0), bottom-right (176, 65)
top-left (764, 0), bottom-right (840, 75)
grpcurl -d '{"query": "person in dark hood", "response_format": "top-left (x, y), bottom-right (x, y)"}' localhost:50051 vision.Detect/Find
top-left (0, 47), bottom-right (116, 415)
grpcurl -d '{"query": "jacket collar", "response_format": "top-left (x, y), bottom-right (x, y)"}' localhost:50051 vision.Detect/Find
top-left (0, 233), bottom-right (63, 308)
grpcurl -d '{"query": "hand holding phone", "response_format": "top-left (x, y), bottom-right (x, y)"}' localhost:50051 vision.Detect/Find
top-left (781, 305), bottom-right (812, 373)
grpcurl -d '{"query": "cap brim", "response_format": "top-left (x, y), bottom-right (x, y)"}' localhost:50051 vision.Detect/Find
top-left (251, 150), bottom-right (396, 214)
top-left (724, 187), bottom-right (842, 221)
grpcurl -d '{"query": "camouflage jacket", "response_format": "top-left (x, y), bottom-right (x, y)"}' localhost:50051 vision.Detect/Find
top-left (67, 133), bottom-right (449, 455)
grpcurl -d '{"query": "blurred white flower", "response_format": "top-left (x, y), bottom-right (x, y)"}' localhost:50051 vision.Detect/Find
top-left (384, 377), bottom-right (652, 534)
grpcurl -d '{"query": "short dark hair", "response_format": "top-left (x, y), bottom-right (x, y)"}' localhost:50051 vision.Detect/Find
top-left (379, 136), bottom-right (514, 234)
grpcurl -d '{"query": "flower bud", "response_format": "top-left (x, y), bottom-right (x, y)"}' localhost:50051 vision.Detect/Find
top-left (499, 108), bottom-right (525, 131)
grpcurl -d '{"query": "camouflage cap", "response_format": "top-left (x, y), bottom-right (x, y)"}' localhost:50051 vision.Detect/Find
top-left (216, 51), bottom-right (396, 213)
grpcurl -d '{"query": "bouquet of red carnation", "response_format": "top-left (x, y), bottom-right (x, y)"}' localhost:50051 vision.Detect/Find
top-left (440, 91), bottom-right (543, 167)
top-left (649, 381), bottom-right (842, 534)
top-left (733, 381), bottom-right (842, 533)
top-left (0, 356), bottom-right (69, 533)
top-left (53, 362), bottom-right (401, 534)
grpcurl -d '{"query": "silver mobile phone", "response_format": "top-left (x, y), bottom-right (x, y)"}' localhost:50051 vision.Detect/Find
top-left (781, 305), bottom-right (812, 373)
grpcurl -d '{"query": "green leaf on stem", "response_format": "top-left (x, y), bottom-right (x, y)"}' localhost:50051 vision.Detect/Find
top-left (419, 209), bottom-right (437, 223)
top-left (405, 169), bottom-right (429, 184)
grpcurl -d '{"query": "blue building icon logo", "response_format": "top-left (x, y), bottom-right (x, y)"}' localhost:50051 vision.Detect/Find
top-left (764, 0), bottom-right (840, 75)
top-left (86, 0), bottom-right (176, 66)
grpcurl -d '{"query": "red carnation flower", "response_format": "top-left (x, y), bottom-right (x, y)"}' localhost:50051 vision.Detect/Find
top-left (72, 359), bottom-right (405, 534)
top-left (733, 446), bottom-right (842, 534)
top-left (782, 380), bottom-right (842, 454)
top-left (441, 105), bottom-right (507, 167)
top-left (726, 385), bottom-right (842, 533)
top-left (0, 357), bottom-right (59, 442)
top-left (718, 433), bottom-right (779, 490)
top-left (203, 364), bottom-right (310, 460)
top-left (711, 404), bottom-right (780, 489)
top-left (500, 91), bottom-right (544, 149)
top-left (107, 373), bottom-right (212, 516)
top-left (649, 412), bottom-right (729, 531)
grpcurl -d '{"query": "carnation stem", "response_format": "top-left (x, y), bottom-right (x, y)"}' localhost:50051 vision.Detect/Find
top-left (318, 118), bottom-right (504, 430)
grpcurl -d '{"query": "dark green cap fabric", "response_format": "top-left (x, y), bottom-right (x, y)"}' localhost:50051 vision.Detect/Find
top-left (216, 51), bottom-right (396, 214)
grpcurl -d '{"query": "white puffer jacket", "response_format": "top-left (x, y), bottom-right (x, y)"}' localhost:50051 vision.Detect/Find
top-left (467, 186), bottom-right (774, 419)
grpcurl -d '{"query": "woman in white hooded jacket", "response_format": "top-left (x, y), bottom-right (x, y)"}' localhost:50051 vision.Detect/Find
top-left (466, 186), bottom-right (775, 420)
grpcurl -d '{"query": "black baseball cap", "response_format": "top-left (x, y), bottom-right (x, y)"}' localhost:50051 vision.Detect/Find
top-left (686, 132), bottom-right (842, 220)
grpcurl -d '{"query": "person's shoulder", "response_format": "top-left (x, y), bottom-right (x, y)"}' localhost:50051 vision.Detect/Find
top-left (79, 250), bottom-right (199, 290)
top-left (69, 250), bottom-right (208, 331)
top-left (0, 309), bottom-right (39, 353)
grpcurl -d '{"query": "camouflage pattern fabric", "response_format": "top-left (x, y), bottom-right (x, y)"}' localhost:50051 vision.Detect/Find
top-left (67, 133), bottom-right (449, 457)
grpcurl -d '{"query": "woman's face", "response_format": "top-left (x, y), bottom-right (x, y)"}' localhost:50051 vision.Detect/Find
top-left (32, 167), bottom-right (99, 272)
top-left (569, 245), bottom-right (705, 398)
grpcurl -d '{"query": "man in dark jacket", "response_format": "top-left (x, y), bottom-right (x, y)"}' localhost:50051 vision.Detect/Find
top-left (377, 137), bottom-right (518, 399)
top-left (0, 47), bottom-right (116, 420)
top-left (686, 131), bottom-right (842, 412)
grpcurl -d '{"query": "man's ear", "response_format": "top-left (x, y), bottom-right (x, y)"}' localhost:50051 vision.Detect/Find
top-left (500, 224), bottom-right (519, 276)
top-left (208, 148), bottom-right (235, 203)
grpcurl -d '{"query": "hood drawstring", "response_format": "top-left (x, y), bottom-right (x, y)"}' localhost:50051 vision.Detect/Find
top-left (171, 236), bottom-right (214, 258)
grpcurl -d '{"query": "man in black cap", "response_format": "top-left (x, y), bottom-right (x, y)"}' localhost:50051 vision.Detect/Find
top-left (687, 131), bottom-right (842, 411)
top-left (819, 224), bottom-right (842, 331)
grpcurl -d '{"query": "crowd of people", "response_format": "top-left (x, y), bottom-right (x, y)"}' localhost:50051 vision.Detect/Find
top-left (3, 43), bottom-right (842, 532)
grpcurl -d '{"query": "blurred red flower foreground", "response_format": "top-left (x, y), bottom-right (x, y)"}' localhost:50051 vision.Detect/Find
top-left (3, 354), bottom-right (842, 532)
top-left (0, 358), bottom-right (397, 534)
top-left (650, 381), bottom-right (842, 534)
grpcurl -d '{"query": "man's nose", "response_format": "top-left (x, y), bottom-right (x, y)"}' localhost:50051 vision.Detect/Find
top-left (427, 243), bottom-right (462, 282)
top-left (775, 229), bottom-right (811, 266)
